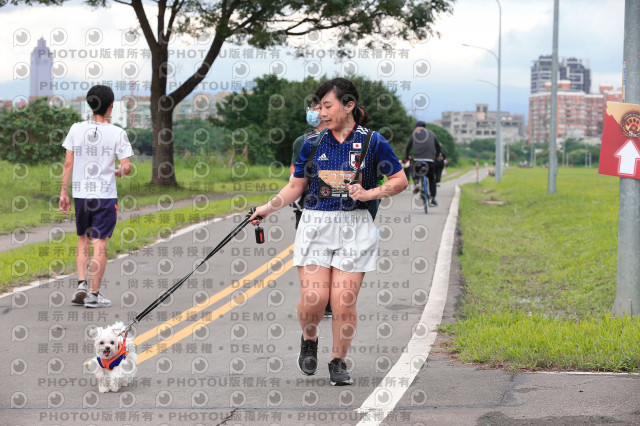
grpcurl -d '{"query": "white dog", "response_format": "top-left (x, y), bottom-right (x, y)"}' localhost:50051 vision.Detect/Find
top-left (87, 322), bottom-right (138, 393)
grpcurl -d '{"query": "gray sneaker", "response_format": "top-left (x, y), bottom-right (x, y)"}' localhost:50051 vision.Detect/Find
top-left (71, 281), bottom-right (89, 305)
top-left (298, 335), bottom-right (318, 376)
top-left (328, 358), bottom-right (353, 386)
top-left (85, 292), bottom-right (111, 308)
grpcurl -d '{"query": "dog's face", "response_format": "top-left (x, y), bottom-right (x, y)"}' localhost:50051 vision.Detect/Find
top-left (93, 326), bottom-right (121, 359)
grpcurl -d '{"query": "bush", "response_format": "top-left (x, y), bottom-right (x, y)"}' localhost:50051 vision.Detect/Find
top-left (0, 97), bottom-right (80, 164)
top-left (213, 74), bottom-right (448, 165)
top-left (126, 119), bottom-right (226, 157)
top-left (426, 123), bottom-right (458, 165)
top-left (223, 124), bottom-right (278, 165)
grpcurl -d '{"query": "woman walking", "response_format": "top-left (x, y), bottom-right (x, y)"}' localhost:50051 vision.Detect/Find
top-left (250, 78), bottom-right (407, 385)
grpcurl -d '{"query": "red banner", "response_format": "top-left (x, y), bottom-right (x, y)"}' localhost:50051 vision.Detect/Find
top-left (599, 102), bottom-right (640, 179)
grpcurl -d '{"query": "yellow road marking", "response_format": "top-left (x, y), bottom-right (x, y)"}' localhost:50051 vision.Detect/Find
top-left (136, 258), bottom-right (294, 364)
top-left (133, 244), bottom-right (294, 346)
top-left (82, 244), bottom-right (295, 366)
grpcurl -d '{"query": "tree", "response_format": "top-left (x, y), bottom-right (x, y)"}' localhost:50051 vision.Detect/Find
top-left (16, 0), bottom-right (453, 185)
top-left (426, 123), bottom-right (458, 165)
top-left (126, 127), bottom-right (153, 156)
top-left (506, 143), bottom-right (525, 163)
top-left (213, 74), bottom-right (292, 164)
top-left (469, 138), bottom-right (496, 154)
top-left (126, 119), bottom-right (225, 157)
top-left (262, 76), bottom-right (327, 163)
top-left (214, 74), bottom-right (425, 165)
top-left (172, 119), bottom-right (225, 155)
top-left (0, 97), bottom-right (80, 164)
top-left (562, 137), bottom-right (583, 153)
top-left (351, 76), bottom-right (416, 156)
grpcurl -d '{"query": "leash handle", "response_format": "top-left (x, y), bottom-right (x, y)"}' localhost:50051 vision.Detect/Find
top-left (247, 207), bottom-right (263, 221)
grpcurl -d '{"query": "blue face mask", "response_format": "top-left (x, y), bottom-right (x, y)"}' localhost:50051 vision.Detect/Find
top-left (306, 110), bottom-right (322, 127)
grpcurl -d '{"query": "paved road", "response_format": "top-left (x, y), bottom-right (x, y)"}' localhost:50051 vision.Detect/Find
top-left (2, 168), bottom-right (639, 426)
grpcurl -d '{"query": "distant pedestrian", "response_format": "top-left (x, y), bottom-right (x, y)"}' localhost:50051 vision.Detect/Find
top-left (434, 150), bottom-right (447, 184)
top-left (59, 85), bottom-right (134, 308)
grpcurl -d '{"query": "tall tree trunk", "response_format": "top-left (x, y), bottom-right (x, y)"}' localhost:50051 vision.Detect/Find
top-left (150, 46), bottom-right (177, 186)
top-left (151, 109), bottom-right (177, 186)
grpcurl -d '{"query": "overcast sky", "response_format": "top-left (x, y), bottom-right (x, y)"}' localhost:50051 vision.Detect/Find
top-left (0, 0), bottom-right (626, 122)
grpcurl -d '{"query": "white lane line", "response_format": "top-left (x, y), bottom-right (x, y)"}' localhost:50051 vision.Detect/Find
top-left (0, 215), bottom-right (239, 300)
top-left (355, 185), bottom-right (461, 425)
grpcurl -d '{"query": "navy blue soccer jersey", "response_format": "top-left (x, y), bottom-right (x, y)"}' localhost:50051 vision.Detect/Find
top-left (293, 123), bottom-right (403, 211)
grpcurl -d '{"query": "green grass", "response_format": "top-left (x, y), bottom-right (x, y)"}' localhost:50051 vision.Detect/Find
top-left (0, 193), bottom-right (275, 293)
top-left (441, 165), bottom-right (475, 182)
top-left (447, 312), bottom-right (640, 371)
top-left (0, 158), bottom-right (287, 235)
top-left (442, 167), bottom-right (640, 371)
top-left (455, 156), bottom-right (488, 168)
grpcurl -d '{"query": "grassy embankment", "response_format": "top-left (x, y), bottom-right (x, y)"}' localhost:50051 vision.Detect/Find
top-left (1, 158), bottom-right (286, 235)
top-left (0, 158), bottom-right (286, 292)
top-left (444, 167), bottom-right (640, 371)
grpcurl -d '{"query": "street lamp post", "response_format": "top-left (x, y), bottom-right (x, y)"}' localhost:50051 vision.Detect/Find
top-left (548, 0), bottom-right (559, 194)
top-left (496, 0), bottom-right (502, 181)
top-left (463, 0), bottom-right (502, 183)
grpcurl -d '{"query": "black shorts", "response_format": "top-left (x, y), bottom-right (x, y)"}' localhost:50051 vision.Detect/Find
top-left (74, 198), bottom-right (118, 239)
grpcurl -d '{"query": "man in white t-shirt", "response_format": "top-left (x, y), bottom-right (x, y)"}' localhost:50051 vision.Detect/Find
top-left (59, 85), bottom-right (134, 308)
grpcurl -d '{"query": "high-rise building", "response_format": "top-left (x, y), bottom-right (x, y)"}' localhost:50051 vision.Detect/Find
top-left (530, 55), bottom-right (591, 94)
top-left (30, 37), bottom-right (53, 98)
top-left (528, 81), bottom-right (621, 144)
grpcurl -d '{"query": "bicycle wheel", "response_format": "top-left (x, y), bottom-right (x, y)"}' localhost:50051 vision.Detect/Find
top-left (422, 175), bottom-right (428, 214)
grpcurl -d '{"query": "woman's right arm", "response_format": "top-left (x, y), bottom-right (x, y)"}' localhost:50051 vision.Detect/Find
top-left (249, 176), bottom-right (309, 224)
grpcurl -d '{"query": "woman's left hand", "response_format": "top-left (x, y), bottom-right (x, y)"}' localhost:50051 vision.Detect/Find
top-left (347, 183), bottom-right (372, 202)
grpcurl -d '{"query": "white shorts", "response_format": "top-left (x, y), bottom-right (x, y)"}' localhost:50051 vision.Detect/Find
top-left (293, 209), bottom-right (379, 273)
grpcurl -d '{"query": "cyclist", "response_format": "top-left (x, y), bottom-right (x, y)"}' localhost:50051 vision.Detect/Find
top-left (405, 121), bottom-right (442, 207)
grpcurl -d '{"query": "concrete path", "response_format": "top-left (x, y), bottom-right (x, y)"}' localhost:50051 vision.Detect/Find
top-left (2, 167), bottom-right (638, 425)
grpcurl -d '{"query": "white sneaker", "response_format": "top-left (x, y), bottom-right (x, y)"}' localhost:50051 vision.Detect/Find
top-left (85, 292), bottom-right (112, 308)
top-left (71, 281), bottom-right (89, 305)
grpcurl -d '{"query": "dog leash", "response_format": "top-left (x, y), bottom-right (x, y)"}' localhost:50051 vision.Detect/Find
top-left (120, 208), bottom-right (262, 335)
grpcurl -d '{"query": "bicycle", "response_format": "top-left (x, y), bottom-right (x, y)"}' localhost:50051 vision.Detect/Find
top-left (413, 160), bottom-right (431, 214)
